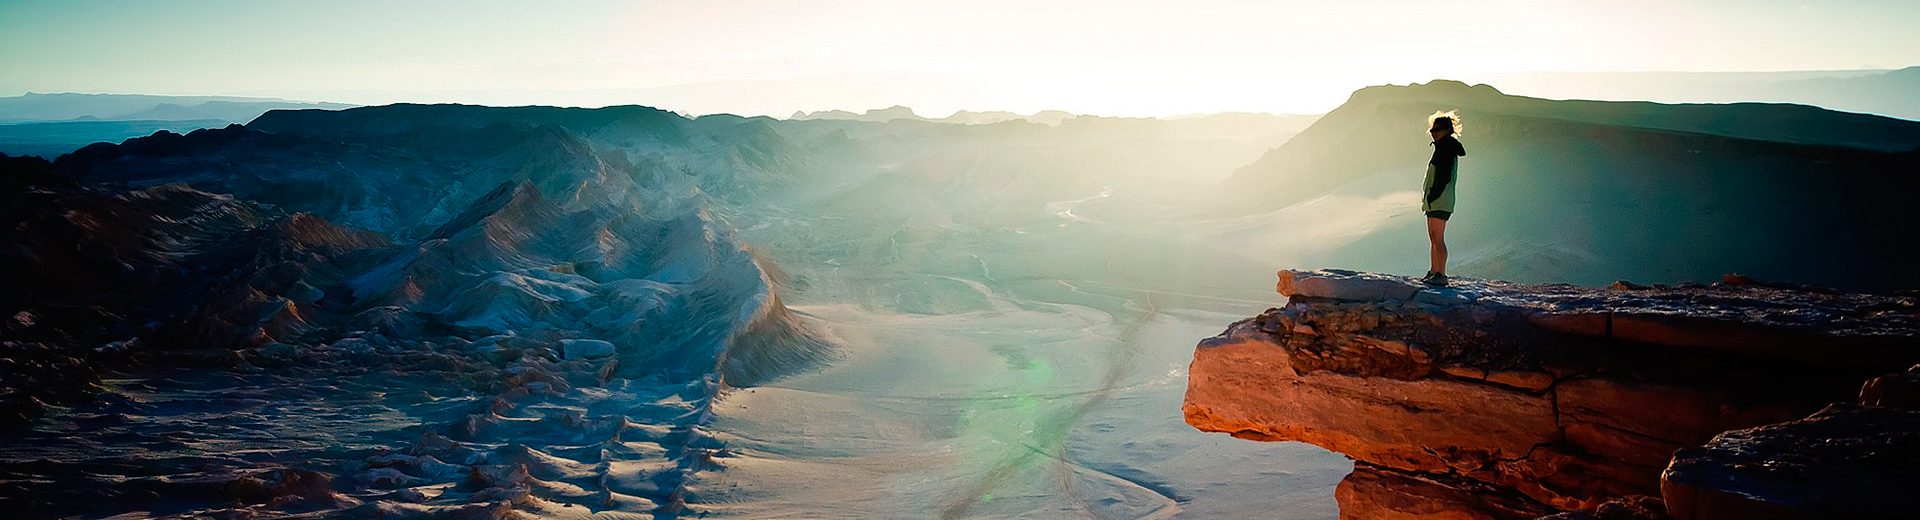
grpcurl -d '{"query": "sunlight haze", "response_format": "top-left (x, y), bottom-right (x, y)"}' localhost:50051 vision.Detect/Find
top-left (5, 2), bottom-right (1920, 519)
top-left (3, 0), bottom-right (1917, 116)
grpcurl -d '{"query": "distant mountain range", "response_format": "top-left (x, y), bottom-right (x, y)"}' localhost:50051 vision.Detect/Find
top-left (0, 93), bottom-right (357, 158)
top-left (0, 119), bottom-right (229, 159)
top-left (0, 92), bottom-right (355, 123)
top-left (790, 105), bottom-right (1086, 125)
top-left (1484, 67), bottom-right (1920, 121)
top-left (1217, 80), bottom-right (1920, 290)
top-left (787, 105), bottom-right (1321, 132)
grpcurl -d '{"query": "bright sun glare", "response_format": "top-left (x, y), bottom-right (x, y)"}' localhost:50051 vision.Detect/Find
top-left (3, 1), bottom-right (1917, 116)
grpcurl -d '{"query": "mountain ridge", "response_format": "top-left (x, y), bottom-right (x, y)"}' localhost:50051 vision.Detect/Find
top-left (0, 92), bottom-right (354, 123)
top-left (1326, 79), bottom-right (1920, 152)
top-left (1214, 79), bottom-right (1920, 291)
top-left (1485, 66), bottom-right (1920, 121)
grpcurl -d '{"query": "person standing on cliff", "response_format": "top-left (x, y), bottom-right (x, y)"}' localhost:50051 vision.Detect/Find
top-left (1420, 111), bottom-right (1465, 286)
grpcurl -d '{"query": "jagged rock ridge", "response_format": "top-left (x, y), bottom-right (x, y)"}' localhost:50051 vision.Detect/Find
top-left (0, 103), bottom-right (833, 517)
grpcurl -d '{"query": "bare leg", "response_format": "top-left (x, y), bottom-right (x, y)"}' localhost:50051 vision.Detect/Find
top-left (1426, 217), bottom-right (1448, 275)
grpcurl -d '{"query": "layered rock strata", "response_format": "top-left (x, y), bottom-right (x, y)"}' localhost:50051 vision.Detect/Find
top-left (1184, 269), bottom-right (1918, 518)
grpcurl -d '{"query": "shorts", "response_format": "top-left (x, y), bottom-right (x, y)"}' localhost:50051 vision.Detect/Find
top-left (1424, 210), bottom-right (1452, 221)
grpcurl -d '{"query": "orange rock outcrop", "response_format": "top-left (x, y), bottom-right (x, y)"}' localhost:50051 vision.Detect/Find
top-left (1186, 269), bottom-right (1919, 519)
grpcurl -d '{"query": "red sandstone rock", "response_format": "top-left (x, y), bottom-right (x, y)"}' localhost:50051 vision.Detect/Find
top-left (1187, 269), bottom-right (1920, 517)
top-left (1336, 464), bottom-right (1552, 520)
top-left (1537, 496), bottom-right (1670, 520)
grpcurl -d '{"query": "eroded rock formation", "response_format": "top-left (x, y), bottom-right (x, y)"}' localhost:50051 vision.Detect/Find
top-left (1184, 269), bottom-right (1919, 519)
top-left (0, 106), bottom-right (833, 517)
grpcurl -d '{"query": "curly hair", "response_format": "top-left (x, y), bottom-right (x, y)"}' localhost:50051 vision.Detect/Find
top-left (1428, 110), bottom-right (1461, 136)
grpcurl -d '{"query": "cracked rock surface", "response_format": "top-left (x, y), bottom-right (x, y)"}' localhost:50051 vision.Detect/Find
top-left (1184, 269), bottom-right (1919, 518)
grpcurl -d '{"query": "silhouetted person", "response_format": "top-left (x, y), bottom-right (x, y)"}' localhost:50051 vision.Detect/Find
top-left (1421, 111), bottom-right (1465, 286)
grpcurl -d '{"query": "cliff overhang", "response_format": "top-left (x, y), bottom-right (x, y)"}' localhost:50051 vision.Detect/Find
top-left (1183, 269), bottom-right (1919, 519)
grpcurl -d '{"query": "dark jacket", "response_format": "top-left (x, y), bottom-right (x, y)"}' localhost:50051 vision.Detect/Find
top-left (1426, 135), bottom-right (1466, 204)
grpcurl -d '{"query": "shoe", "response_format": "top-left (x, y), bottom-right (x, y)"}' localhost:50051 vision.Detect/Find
top-left (1423, 272), bottom-right (1449, 287)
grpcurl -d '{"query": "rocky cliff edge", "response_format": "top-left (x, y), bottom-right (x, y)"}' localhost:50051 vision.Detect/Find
top-left (1183, 269), bottom-right (1920, 519)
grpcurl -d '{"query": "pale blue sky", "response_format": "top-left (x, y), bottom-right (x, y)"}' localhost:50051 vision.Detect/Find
top-left (2, 0), bottom-right (1916, 115)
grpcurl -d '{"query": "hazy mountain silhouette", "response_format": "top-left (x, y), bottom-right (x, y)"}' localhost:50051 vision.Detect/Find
top-left (790, 105), bottom-right (924, 122)
top-left (1219, 80), bottom-right (1920, 290)
top-left (0, 93), bottom-right (356, 158)
top-left (0, 119), bottom-right (228, 158)
top-left (1490, 66), bottom-right (1920, 121)
top-left (0, 93), bottom-right (353, 123)
top-left (786, 105), bottom-right (1310, 130)
top-left (938, 109), bottom-right (1026, 124)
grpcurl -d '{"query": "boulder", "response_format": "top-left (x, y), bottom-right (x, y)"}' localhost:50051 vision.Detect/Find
top-left (1660, 404), bottom-right (1920, 520)
top-left (559, 338), bottom-right (617, 360)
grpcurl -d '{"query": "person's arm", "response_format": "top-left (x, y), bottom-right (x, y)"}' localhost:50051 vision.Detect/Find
top-left (1425, 160), bottom-right (1452, 203)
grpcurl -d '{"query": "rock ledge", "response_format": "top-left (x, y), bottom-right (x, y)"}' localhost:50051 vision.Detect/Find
top-left (1187, 269), bottom-right (1920, 519)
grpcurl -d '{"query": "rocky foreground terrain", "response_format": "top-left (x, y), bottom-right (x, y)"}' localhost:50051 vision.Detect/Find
top-left (0, 106), bottom-right (832, 517)
top-left (1184, 269), bottom-right (1920, 519)
top-left (0, 100), bottom-right (1317, 518)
